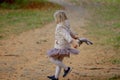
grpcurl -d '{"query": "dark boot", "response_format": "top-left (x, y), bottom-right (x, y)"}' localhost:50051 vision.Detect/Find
top-left (47, 75), bottom-right (55, 79)
top-left (63, 67), bottom-right (71, 77)
top-left (47, 75), bottom-right (59, 80)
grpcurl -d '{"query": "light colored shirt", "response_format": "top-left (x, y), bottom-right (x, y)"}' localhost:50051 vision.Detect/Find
top-left (54, 20), bottom-right (75, 49)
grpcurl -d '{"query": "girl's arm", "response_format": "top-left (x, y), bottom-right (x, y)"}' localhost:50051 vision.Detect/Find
top-left (65, 20), bottom-right (78, 39)
top-left (70, 39), bottom-right (78, 48)
top-left (70, 32), bottom-right (78, 39)
top-left (69, 28), bottom-right (78, 39)
top-left (60, 27), bottom-right (79, 48)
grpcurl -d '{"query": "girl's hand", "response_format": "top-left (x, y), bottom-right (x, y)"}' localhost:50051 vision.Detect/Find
top-left (73, 44), bottom-right (78, 48)
top-left (71, 39), bottom-right (79, 48)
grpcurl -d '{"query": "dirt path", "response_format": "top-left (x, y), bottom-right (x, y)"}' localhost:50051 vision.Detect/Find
top-left (0, 0), bottom-right (119, 80)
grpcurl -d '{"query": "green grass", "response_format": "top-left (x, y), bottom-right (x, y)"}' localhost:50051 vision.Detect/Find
top-left (108, 75), bottom-right (120, 80)
top-left (0, 10), bottom-right (52, 34)
top-left (69, 0), bottom-right (120, 64)
top-left (86, 1), bottom-right (120, 64)
top-left (69, 0), bottom-right (120, 5)
top-left (0, 1), bottom-right (62, 39)
top-left (0, 0), bottom-right (48, 9)
top-left (111, 58), bottom-right (120, 64)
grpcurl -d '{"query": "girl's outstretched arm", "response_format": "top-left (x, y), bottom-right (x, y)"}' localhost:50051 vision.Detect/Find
top-left (70, 32), bottom-right (78, 39)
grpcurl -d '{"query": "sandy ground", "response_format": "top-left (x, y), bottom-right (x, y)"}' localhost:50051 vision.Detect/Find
top-left (0, 0), bottom-right (120, 80)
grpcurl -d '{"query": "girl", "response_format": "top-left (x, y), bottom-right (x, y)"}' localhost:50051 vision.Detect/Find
top-left (47, 10), bottom-right (79, 80)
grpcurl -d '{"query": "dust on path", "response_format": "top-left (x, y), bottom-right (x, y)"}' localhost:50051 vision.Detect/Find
top-left (0, 0), bottom-right (119, 80)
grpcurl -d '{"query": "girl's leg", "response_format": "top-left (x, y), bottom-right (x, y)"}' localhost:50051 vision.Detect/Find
top-left (50, 57), bottom-right (68, 79)
top-left (49, 57), bottom-right (71, 78)
top-left (50, 57), bottom-right (68, 70)
top-left (54, 66), bottom-right (61, 78)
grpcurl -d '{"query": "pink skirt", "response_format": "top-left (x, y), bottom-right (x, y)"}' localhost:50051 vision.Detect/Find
top-left (47, 48), bottom-right (80, 58)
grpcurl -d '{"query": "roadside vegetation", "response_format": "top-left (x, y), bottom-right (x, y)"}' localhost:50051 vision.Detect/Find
top-left (69, 0), bottom-right (120, 65)
top-left (108, 75), bottom-right (120, 80)
top-left (0, 0), bottom-right (62, 39)
top-left (69, 1), bottom-right (120, 79)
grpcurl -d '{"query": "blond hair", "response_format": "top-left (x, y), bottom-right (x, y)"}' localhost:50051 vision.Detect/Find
top-left (54, 10), bottom-right (68, 24)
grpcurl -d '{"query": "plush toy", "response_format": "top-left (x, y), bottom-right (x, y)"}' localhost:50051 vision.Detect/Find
top-left (77, 38), bottom-right (93, 46)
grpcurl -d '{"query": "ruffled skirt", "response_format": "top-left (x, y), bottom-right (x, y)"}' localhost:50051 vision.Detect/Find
top-left (47, 48), bottom-right (80, 58)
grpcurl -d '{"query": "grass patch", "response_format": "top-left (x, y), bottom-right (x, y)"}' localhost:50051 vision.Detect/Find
top-left (108, 75), bottom-right (120, 80)
top-left (0, 0), bottom-right (50, 9)
top-left (87, 1), bottom-right (120, 64)
top-left (69, 0), bottom-right (120, 64)
top-left (89, 4), bottom-right (120, 64)
top-left (111, 58), bottom-right (120, 64)
top-left (69, 0), bottom-right (120, 6)
top-left (87, 3), bottom-right (120, 49)
top-left (0, 1), bottom-right (62, 39)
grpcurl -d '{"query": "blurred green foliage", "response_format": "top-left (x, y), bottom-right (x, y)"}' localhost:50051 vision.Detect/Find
top-left (0, 0), bottom-right (62, 39)
top-left (86, 0), bottom-right (120, 64)
top-left (108, 75), bottom-right (120, 80)
top-left (69, 0), bottom-right (120, 64)
top-left (0, 0), bottom-right (48, 9)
